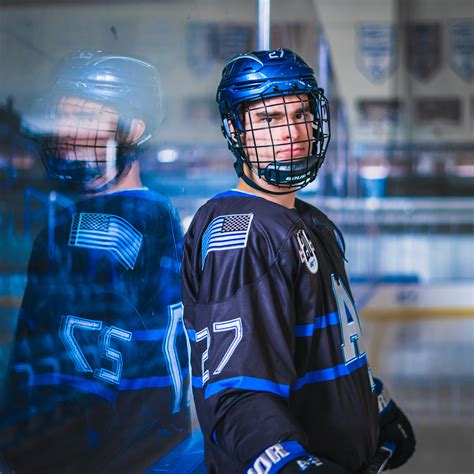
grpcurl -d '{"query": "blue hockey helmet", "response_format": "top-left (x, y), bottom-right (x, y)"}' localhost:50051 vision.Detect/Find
top-left (216, 48), bottom-right (330, 193)
top-left (27, 50), bottom-right (162, 193)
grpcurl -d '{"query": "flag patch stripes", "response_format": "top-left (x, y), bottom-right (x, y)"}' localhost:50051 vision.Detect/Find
top-left (201, 213), bottom-right (253, 268)
top-left (69, 212), bottom-right (143, 270)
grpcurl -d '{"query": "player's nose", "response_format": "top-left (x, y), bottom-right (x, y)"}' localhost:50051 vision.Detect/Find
top-left (282, 119), bottom-right (307, 143)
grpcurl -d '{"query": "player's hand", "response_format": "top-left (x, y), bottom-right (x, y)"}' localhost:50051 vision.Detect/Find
top-left (374, 378), bottom-right (416, 469)
top-left (246, 441), bottom-right (349, 473)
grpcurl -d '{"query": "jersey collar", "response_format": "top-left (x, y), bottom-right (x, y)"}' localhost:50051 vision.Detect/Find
top-left (211, 188), bottom-right (259, 200)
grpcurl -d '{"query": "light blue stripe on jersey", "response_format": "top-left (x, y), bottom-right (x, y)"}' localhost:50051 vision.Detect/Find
top-left (295, 311), bottom-right (340, 336)
top-left (201, 376), bottom-right (290, 400)
top-left (292, 355), bottom-right (368, 390)
top-left (247, 441), bottom-right (309, 474)
top-left (211, 189), bottom-right (259, 200)
top-left (186, 329), bottom-right (196, 342)
top-left (132, 325), bottom-right (185, 341)
top-left (31, 370), bottom-right (189, 400)
top-left (31, 374), bottom-right (117, 402)
top-left (120, 375), bottom-right (184, 390)
top-left (191, 356), bottom-right (368, 398)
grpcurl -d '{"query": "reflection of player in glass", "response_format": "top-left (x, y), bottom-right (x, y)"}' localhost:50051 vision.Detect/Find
top-left (45, 95), bottom-right (141, 190)
top-left (182, 49), bottom-right (415, 473)
top-left (0, 51), bottom-right (191, 473)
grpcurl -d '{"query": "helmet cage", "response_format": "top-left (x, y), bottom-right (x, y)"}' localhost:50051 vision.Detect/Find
top-left (37, 96), bottom-right (137, 193)
top-left (222, 87), bottom-right (330, 191)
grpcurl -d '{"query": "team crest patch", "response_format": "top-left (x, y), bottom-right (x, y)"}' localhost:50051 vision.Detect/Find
top-left (201, 213), bottom-right (253, 269)
top-left (297, 229), bottom-right (318, 274)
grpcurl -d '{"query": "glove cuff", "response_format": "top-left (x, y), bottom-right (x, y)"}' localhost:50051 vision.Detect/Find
top-left (374, 377), bottom-right (393, 416)
top-left (246, 441), bottom-right (313, 474)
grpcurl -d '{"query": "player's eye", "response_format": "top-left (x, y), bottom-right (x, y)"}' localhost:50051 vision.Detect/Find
top-left (295, 112), bottom-right (311, 121)
top-left (262, 116), bottom-right (273, 124)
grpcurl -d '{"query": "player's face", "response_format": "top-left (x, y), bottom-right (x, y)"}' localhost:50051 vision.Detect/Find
top-left (53, 96), bottom-right (120, 191)
top-left (241, 94), bottom-right (313, 166)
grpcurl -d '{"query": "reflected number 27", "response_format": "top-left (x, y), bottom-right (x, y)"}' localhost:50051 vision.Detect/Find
top-left (59, 315), bottom-right (132, 385)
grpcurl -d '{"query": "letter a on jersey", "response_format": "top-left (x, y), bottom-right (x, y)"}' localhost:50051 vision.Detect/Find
top-left (331, 275), bottom-right (367, 365)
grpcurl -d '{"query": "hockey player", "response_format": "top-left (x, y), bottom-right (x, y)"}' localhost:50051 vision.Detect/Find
top-left (0, 51), bottom-right (191, 473)
top-left (182, 49), bottom-right (415, 473)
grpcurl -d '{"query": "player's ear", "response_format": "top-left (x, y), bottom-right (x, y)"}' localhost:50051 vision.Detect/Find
top-left (228, 119), bottom-right (246, 145)
top-left (228, 120), bottom-right (236, 141)
top-left (127, 118), bottom-right (146, 143)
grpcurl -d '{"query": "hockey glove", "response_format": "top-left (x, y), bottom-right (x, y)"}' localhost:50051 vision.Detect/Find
top-left (374, 378), bottom-right (416, 469)
top-left (246, 441), bottom-right (349, 474)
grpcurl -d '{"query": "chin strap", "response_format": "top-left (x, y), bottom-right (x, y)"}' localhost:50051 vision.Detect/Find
top-left (82, 160), bottom-right (133, 195)
top-left (235, 160), bottom-right (299, 196)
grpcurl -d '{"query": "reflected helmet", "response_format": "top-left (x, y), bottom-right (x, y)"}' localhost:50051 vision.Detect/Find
top-left (29, 50), bottom-right (162, 192)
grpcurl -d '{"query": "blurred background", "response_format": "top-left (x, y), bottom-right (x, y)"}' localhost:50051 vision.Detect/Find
top-left (0, 0), bottom-right (472, 472)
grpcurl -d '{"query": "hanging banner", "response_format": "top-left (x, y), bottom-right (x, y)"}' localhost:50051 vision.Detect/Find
top-left (449, 19), bottom-right (474, 81)
top-left (210, 24), bottom-right (255, 61)
top-left (415, 98), bottom-right (462, 127)
top-left (187, 22), bottom-right (214, 75)
top-left (187, 22), bottom-right (255, 75)
top-left (356, 23), bottom-right (398, 83)
top-left (406, 23), bottom-right (442, 81)
top-left (357, 99), bottom-right (403, 131)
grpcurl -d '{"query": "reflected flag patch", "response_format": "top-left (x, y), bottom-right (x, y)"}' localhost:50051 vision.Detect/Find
top-left (69, 212), bottom-right (142, 270)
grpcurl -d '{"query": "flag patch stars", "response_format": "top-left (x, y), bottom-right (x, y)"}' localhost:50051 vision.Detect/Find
top-left (201, 213), bottom-right (254, 269)
top-left (69, 212), bottom-right (143, 270)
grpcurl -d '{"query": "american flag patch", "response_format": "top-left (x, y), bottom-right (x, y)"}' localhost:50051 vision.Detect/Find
top-left (69, 212), bottom-right (143, 270)
top-left (201, 213), bottom-right (253, 269)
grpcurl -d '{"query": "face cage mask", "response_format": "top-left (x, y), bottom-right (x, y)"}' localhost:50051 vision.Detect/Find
top-left (38, 99), bottom-right (136, 194)
top-left (227, 91), bottom-right (330, 194)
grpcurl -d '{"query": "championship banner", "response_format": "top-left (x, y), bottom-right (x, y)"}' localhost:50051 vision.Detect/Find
top-left (405, 23), bottom-right (441, 82)
top-left (449, 19), bottom-right (474, 81)
top-left (210, 24), bottom-right (255, 61)
top-left (415, 98), bottom-right (461, 127)
top-left (187, 22), bottom-right (254, 75)
top-left (356, 23), bottom-right (398, 83)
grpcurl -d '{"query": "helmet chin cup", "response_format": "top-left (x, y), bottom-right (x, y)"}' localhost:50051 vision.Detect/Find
top-left (261, 155), bottom-right (320, 187)
top-left (40, 139), bottom-right (135, 194)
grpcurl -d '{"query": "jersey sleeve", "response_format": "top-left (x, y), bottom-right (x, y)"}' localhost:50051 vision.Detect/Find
top-left (1, 230), bottom-right (50, 422)
top-left (182, 215), bottom-right (308, 466)
top-left (147, 201), bottom-right (184, 310)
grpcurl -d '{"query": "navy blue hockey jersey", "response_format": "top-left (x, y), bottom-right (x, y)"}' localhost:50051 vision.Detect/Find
top-left (182, 190), bottom-right (379, 473)
top-left (1, 189), bottom-right (191, 474)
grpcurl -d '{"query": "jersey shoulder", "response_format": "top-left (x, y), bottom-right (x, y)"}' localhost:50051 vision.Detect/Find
top-left (84, 189), bottom-right (179, 224)
top-left (31, 189), bottom-right (182, 276)
top-left (49, 188), bottom-right (178, 232)
top-left (295, 198), bottom-right (346, 255)
top-left (184, 191), bottom-right (302, 303)
top-left (73, 189), bottom-right (182, 243)
top-left (188, 191), bottom-right (302, 260)
top-left (191, 190), bottom-right (301, 236)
